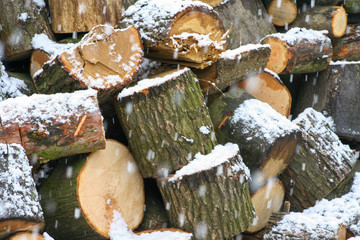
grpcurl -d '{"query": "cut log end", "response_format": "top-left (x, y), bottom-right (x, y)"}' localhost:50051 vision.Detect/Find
top-left (0, 221), bottom-right (44, 239)
top-left (30, 49), bottom-right (51, 80)
top-left (262, 38), bottom-right (288, 74)
top-left (268, 0), bottom-right (297, 27)
top-left (332, 7), bottom-right (348, 38)
top-left (9, 232), bottom-right (45, 240)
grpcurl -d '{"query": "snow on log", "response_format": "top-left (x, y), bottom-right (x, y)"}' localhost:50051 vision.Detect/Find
top-left (121, 0), bottom-right (227, 68)
top-left (33, 25), bottom-right (143, 103)
top-left (266, 0), bottom-right (297, 27)
top-left (332, 24), bottom-right (360, 61)
top-left (280, 108), bottom-right (357, 211)
top-left (193, 44), bottom-right (271, 95)
top-left (157, 143), bottom-right (254, 240)
top-left (261, 28), bottom-right (333, 74)
top-left (114, 68), bottom-right (217, 178)
top-left (0, 144), bottom-right (44, 239)
top-left (0, 89), bottom-right (105, 163)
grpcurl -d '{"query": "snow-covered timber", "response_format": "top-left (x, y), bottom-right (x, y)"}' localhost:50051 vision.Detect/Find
top-left (208, 88), bottom-right (301, 191)
top-left (135, 228), bottom-right (192, 239)
top-left (214, 0), bottom-right (276, 50)
top-left (266, 0), bottom-right (297, 27)
top-left (33, 25), bottom-right (143, 103)
top-left (0, 0), bottom-right (54, 61)
top-left (9, 232), bottom-right (45, 240)
top-left (114, 68), bottom-right (217, 178)
top-left (0, 144), bottom-right (44, 239)
top-left (157, 143), bottom-right (254, 240)
top-left (237, 68), bottom-right (292, 117)
top-left (332, 24), bottom-right (360, 61)
top-left (261, 28), bottom-right (333, 74)
top-left (280, 108), bottom-right (356, 211)
top-left (0, 89), bottom-right (105, 163)
top-left (290, 6), bottom-right (347, 38)
top-left (39, 140), bottom-right (145, 239)
top-left (121, 0), bottom-right (227, 68)
top-left (193, 44), bottom-right (271, 95)
top-left (293, 62), bottom-right (360, 141)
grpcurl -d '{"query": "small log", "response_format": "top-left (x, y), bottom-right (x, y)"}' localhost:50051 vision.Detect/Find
top-left (290, 6), bottom-right (347, 38)
top-left (193, 44), bottom-right (271, 95)
top-left (0, 144), bottom-right (44, 239)
top-left (34, 25), bottom-right (143, 103)
top-left (114, 68), bottom-right (217, 178)
top-left (280, 108), bottom-right (357, 211)
top-left (237, 68), bottom-right (292, 117)
top-left (157, 143), bottom-right (255, 240)
top-left (267, 0), bottom-right (297, 27)
top-left (39, 140), bottom-right (145, 239)
top-left (261, 27), bottom-right (333, 74)
top-left (9, 232), bottom-right (45, 240)
top-left (121, 0), bottom-right (227, 67)
top-left (332, 24), bottom-right (360, 61)
top-left (0, 89), bottom-right (105, 163)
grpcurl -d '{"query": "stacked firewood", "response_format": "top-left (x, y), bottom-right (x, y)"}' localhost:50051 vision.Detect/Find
top-left (1, 0), bottom-right (360, 239)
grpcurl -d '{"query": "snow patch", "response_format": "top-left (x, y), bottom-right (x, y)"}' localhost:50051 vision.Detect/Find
top-left (331, 60), bottom-right (360, 65)
top-left (0, 62), bottom-right (28, 101)
top-left (32, 33), bottom-right (76, 59)
top-left (220, 44), bottom-right (270, 60)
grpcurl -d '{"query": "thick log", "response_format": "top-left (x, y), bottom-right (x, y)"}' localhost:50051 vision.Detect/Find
top-left (214, 0), bottom-right (276, 50)
top-left (121, 0), bottom-right (227, 67)
top-left (114, 68), bottom-right (217, 178)
top-left (34, 25), bottom-right (143, 103)
top-left (0, 89), bottom-right (105, 163)
top-left (261, 27), bottom-right (333, 74)
top-left (290, 6), bottom-right (347, 38)
top-left (158, 143), bottom-right (254, 240)
top-left (238, 68), bottom-right (292, 117)
top-left (267, 0), bottom-right (297, 27)
top-left (193, 44), bottom-right (271, 95)
top-left (0, 144), bottom-right (44, 239)
top-left (332, 24), bottom-right (360, 61)
top-left (39, 140), bottom-right (145, 239)
top-left (9, 232), bottom-right (45, 240)
top-left (0, 0), bottom-right (54, 61)
top-left (280, 108), bottom-right (357, 211)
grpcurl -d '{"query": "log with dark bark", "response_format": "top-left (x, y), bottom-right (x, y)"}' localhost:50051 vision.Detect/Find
top-left (0, 89), bottom-right (105, 163)
top-left (114, 68), bottom-right (217, 178)
top-left (121, 0), bottom-right (227, 68)
top-left (39, 140), bottom-right (145, 239)
top-left (332, 24), bottom-right (360, 61)
top-left (34, 25), bottom-right (143, 103)
top-left (214, 0), bottom-right (276, 50)
top-left (0, 0), bottom-right (54, 61)
top-left (261, 28), bottom-right (333, 74)
top-left (193, 44), bottom-right (271, 95)
top-left (0, 144), bottom-right (44, 239)
top-left (157, 143), bottom-right (254, 240)
top-left (267, 0), bottom-right (297, 27)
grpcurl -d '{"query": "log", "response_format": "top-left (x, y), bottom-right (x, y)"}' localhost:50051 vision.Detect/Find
top-left (157, 143), bottom-right (255, 240)
top-left (208, 88), bottom-right (301, 191)
top-left (237, 68), bottom-right (292, 117)
top-left (0, 89), bottom-right (105, 163)
top-left (0, 0), bottom-right (54, 61)
top-left (34, 25), bottom-right (143, 103)
top-left (121, 0), bottom-right (227, 67)
top-left (114, 68), bottom-right (217, 178)
top-left (332, 24), bottom-right (360, 61)
top-left (261, 27), bottom-right (333, 74)
top-left (30, 49), bottom-right (51, 80)
top-left (290, 6), bottom-right (347, 38)
top-left (193, 43), bottom-right (271, 95)
top-left (136, 228), bottom-right (192, 239)
top-left (267, 0), bottom-right (297, 27)
top-left (39, 139), bottom-right (145, 239)
top-left (0, 144), bottom-right (44, 239)
top-left (280, 108), bottom-right (357, 211)
top-left (9, 232), bottom-right (45, 240)
top-left (344, 0), bottom-right (360, 14)
top-left (214, 0), bottom-right (276, 49)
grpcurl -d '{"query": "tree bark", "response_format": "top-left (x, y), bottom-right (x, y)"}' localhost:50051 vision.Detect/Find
top-left (267, 0), bottom-right (297, 27)
top-left (0, 144), bottom-right (44, 239)
top-left (345, 0), bottom-right (360, 14)
top-left (114, 68), bottom-right (217, 178)
top-left (332, 24), bottom-right (360, 61)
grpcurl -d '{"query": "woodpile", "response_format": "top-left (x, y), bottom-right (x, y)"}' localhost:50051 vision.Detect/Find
top-left (2, 0), bottom-right (360, 239)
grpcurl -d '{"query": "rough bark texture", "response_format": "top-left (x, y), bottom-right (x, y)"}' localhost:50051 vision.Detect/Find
top-left (332, 24), bottom-right (360, 61)
top-left (0, 0), bottom-right (54, 61)
top-left (267, 0), bottom-right (297, 27)
top-left (114, 68), bottom-right (217, 178)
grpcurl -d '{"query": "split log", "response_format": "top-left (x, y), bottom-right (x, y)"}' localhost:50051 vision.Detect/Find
top-left (0, 144), bottom-right (44, 239)
top-left (293, 62), bottom-right (360, 141)
top-left (332, 24), bottom-right (360, 61)
top-left (237, 68), bottom-right (292, 117)
top-left (261, 27), bottom-right (333, 74)
top-left (48, 0), bottom-right (123, 33)
top-left (193, 43), bottom-right (271, 95)
top-left (158, 143), bottom-right (255, 240)
top-left (267, 0), bottom-right (297, 27)
top-left (290, 6), bottom-right (347, 38)
top-left (9, 232), bottom-right (45, 240)
top-left (208, 88), bottom-right (301, 191)
top-left (39, 139), bottom-right (145, 239)
top-left (34, 25), bottom-right (143, 103)
top-left (214, 0), bottom-right (276, 49)
top-left (114, 68), bottom-right (217, 178)
top-left (280, 108), bottom-right (357, 211)
top-left (0, 0), bottom-right (54, 61)
top-left (0, 89), bottom-right (105, 163)
top-left (121, 0), bottom-right (227, 68)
